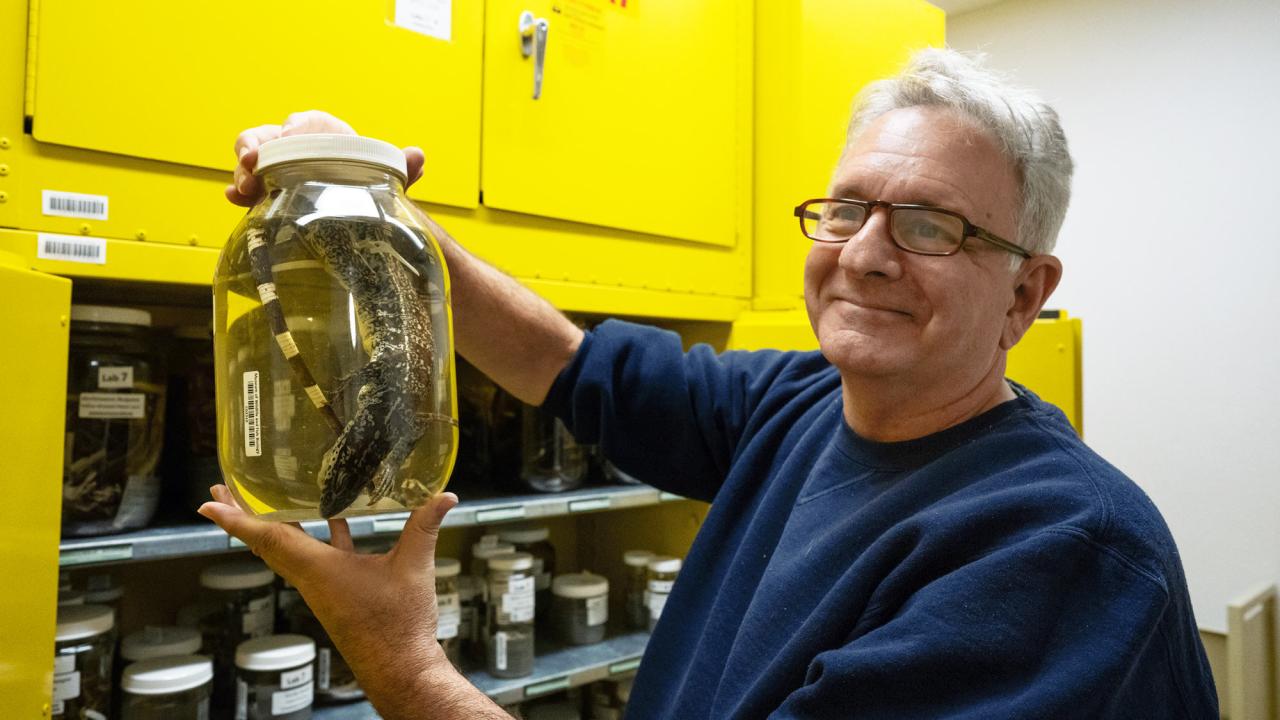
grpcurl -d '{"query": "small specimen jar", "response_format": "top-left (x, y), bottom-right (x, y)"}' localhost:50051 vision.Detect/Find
top-left (282, 595), bottom-right (362, 702)
top-left (457, 575), bottom-right (482, 662)
top-left (551, 573), bottom-right (609, 646)
top-left (235, 635), bottom-right (316, 720)
top-left (622, 550), bottom-right (655, 631)
top-left (63, 304), bottom-right (166, 536)
top-left (520, 405), bottom-right (587, 493)
top-left (199, 562), bottom-right (276, 704)
top-left (485, 552), bottom-right (536, 678)
top-left (53, 604), bottom-right (116, 720)
top-left (120, 655), bottom-right (213, 720)
top-left (497, 524), bottom-right (555, 622)
top-left (436, 557), bottom-right (463, 669)
top-left (645, 557), bottom-right (682, 631)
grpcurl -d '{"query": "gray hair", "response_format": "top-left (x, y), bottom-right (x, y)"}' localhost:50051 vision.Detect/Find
top-left (844, 48), bottom-right (1073, 258)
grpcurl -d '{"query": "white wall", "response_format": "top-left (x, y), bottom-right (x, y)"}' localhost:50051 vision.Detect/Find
top-left (948, 0), bottom-right (1280, 632)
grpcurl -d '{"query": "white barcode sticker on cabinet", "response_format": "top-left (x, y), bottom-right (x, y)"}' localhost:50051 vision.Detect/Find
top-left (42, 190), bottom-right (109, 220)
top-left (244, 371), bottom-right (262, 457)
top-left (395, 0), bottom-right (451, 41)
top-left (37, 233), bottom-right (106, 265)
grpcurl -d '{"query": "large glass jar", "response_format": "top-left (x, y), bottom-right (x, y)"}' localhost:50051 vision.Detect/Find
top-left (214, 134), bottom-right (457, 521)
top-left (63, 305), bottom-right (166, 536)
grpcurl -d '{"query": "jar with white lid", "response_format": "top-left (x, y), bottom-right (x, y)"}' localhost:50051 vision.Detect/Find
top-left (497, 524), bottom-right (555, 623)
top-left (235, 634), bottom-right (316, 720)
top-left (122, 626), bottom-right (203, 664)
top-left (435, 557), bottom-right (463, 669)
top-left (63, 304), bottom-right (166, 537)
top-left (485, 552), bottom-right (536, 678)
top-left (645, 557), bottom-right (681, 631)
top-left (471, 538), bottom-right (516, 588)
top-left (551, 573), bottom-right (609, 646)
top-left (53, 604), bottom-right (116, 719)
top-left (622, 550), bottom-right (655, 631)
top-left (215, 133), bottom-right (457, 522)
top-left (120, 655), bottom-right (213, 719)
top-left (199, 561), bottom-right (276, 708)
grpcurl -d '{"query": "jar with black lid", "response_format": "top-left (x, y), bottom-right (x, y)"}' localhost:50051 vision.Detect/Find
top-left (63, 304), bottom-right (166, 536)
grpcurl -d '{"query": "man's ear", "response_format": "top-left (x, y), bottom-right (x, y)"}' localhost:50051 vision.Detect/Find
top-left (1000, 255), bottom-right (1063, 350)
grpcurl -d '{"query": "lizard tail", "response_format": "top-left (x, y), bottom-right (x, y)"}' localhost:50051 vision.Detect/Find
top-left (246, 227), bottom-right (344, 436)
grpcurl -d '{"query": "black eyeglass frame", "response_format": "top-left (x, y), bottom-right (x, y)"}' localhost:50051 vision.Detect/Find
top-left (793, 198), bottom-right (1032, 259)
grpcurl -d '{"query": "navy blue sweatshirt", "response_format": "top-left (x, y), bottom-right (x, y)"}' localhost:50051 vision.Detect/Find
top-left (544, 321), bottom-right (1217, 719)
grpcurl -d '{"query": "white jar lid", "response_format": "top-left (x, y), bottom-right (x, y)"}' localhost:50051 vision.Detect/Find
top-left (85, 575), bottom-right (123, 604)
top-left (56, 604), bottom-right (115, 642)
top-left (497, 524), bottom-right (550, 544)
top-left (436, 557), bottom-right (460, 578)
top-left (236, 634), bottom-right (316, 672)
top-left (57, 589), bottom-right (86, 606)
top-left (551, 572), bottom-right (609, 599)
top-left (70, 304), bottom-right (152, 327)
top-left (122, 626), bottom-right (203, 661)
top-left (200, 561), bottom-right (275, 591)
top-left (472, 542), bottom-right (516, 560)
top-left (256, 134), bottom-right (407, 180)
top-left (486, 552), bottom-right (534, 572)
top-left (122, 655), bottom-right (213, 695)
top-left (647, 556), bottom-right (682, 574)
top-left (623, 550), bottom-right (655, 567)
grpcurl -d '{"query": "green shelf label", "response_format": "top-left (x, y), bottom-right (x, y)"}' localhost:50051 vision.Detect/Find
top-left (568, 497), bottom-right (612, 513)
top-left (524, 676), bottom-right (570, 698)
top-left (475, 505), bottom-right (526, 524)
top-left (60, 545), bottom-right (134, 566)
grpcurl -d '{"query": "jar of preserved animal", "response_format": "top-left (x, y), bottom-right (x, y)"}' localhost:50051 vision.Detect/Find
top-left (214, 134), bottom-right (458, 520)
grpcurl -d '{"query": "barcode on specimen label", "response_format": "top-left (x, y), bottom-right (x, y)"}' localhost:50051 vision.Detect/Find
top-left (243, 371), bottom-right (262, 457)
top-left (37, 233), bottom-right (106, 265)
top-left (42, 190), bottom-right (109, 220)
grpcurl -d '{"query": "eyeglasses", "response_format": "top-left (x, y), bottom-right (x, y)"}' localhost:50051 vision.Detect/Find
top-left (793, 198), bottom-right (1031, 259)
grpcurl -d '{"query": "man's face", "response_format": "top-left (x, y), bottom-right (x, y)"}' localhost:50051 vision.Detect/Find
top-left (804, 106), bottom-right (1025, 390)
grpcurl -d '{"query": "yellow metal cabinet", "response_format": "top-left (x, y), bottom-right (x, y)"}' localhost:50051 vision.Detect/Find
top-left (0, 251), bottom-right (69, 719)
top-left (753, 0), bottom-right (944, 310)
top-left (28, 1), bottom-right (484, 209)
top-left (482, 0), bottom-right (749, 247)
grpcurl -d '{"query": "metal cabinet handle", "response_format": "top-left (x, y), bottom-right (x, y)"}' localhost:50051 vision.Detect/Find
top-left (519, 10), bottom-right (550, 99)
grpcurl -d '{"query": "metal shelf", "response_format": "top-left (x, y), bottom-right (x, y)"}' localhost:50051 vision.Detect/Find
top-left (59, 484), bottom-right (685, 567)
top-left (314, 632), bottom-right (648, 718)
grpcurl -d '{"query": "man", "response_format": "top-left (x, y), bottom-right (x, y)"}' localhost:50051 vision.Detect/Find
top-left (202, 49), bottom-right (1218, 718)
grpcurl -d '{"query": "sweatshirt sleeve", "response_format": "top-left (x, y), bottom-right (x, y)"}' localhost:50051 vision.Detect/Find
top-left (768, 529), bottom-right (1216, 719)
top-left (542, 319), bottom-right (796, 502)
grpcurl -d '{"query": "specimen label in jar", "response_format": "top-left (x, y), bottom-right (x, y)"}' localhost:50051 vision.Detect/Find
top-left (243, 371), bottom-right (262, 457)
top-left (78, 392), bottom-right (146, 419)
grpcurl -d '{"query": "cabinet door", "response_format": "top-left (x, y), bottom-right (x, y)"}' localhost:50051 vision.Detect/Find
top-left (0, 252), bottom-right (70, 718)
top-left (29, 1), bottom-right (483, 208)
top-left (482, 0), bottom-right (747, 246)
